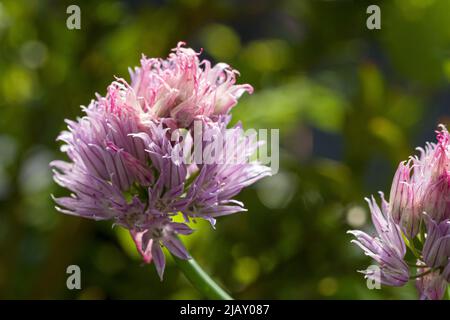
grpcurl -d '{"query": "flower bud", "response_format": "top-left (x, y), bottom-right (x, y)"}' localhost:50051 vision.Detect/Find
top-left (389, 162), bottom-right (421, 238)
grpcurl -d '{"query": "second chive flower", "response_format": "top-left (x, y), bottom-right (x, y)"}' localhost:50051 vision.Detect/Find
top-left (349, 125), bottom-right (450, 299)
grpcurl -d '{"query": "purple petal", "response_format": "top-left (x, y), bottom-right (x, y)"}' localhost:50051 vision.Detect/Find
top-left (151, 242), bottom-right (166, 281)
top-left (162, 236), bottom-right (190, 260)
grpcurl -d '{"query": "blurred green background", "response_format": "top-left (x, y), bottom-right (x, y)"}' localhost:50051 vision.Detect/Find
top-left (0, 0), bottom-right (449, 299)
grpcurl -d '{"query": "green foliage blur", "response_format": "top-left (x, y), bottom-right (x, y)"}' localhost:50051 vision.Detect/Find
top-left (0, 0), bottom-right (449, 299)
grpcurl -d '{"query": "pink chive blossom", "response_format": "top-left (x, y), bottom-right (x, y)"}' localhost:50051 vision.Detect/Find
top-left (349, 125), bottom-right (450, 299)
top-left (129, 42), bottom-right (253, 127)
top-left (389, 125), bottom-right (450, 238)
top-left (50, 44), bottom-right (270, 280)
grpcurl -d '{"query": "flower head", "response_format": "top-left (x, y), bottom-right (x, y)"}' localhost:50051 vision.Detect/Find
top-left (389, 125), bottom-right (450, 236)
top-left (349, 125), bottom-right (450, 299)
top-left (51, 44), bottom-right (269, 279)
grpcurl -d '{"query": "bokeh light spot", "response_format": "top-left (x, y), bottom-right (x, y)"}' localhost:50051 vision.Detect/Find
top-left (257, 171), bottom-right (297, 209)
top-left (20, 40), bottom-right (48, 69)
top-left (346, 206), bottom-right (367, 228)
top-left (318, 277), bottom-right (338, 297)
top-left (233, 256), bottom-right (260, 286)
top-left (241, 39), bottom-right (290, 72)
top-left (201, 24), bottom-right (240, 60)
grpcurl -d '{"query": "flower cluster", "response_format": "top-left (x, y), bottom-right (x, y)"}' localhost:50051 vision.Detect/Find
top-left (51, 43), bottom-right (271, 279)
top-left (349, 125), bottom-right (450, 299)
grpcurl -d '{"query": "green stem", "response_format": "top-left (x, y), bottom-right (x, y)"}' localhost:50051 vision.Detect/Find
top-left (171, 253), bottom-right (233, 300)
top-left (408, 268), bottom-right (435, 280)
